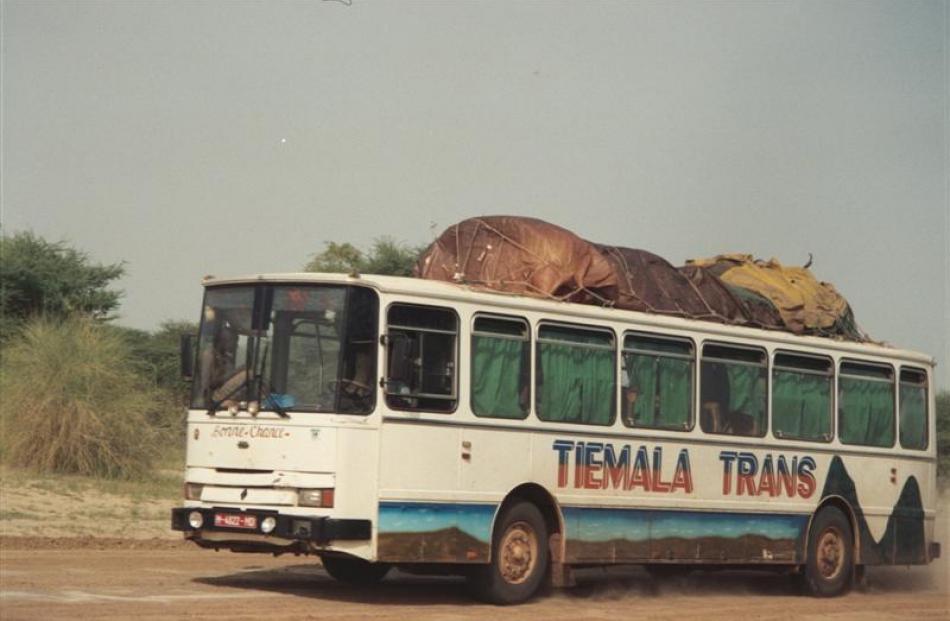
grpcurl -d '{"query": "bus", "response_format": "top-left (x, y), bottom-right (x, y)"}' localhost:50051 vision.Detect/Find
top-left (171, 272), bottom-right (940, 604)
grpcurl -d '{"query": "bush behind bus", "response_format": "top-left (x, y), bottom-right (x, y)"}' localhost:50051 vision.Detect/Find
top-left (0, 316), bottom-right (180, 479)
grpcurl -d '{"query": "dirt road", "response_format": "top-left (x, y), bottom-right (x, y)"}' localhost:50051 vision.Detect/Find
top-left (1, 539), bottom-right (947, 621)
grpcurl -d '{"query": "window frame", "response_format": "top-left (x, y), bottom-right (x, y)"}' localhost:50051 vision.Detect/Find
top-left (699, 341), bottom-right (769, 438)
top-left (898, 365), bottom-right (929, 451)
top-left (535, 321), bottom-right (617, 427)
top-left (470, 313), bottom-right (531, 420)
top-left (383, 302), bottom-right (460, 414)
top-left (769, 350), bottom-right (834, 443)
top-left (837, 358), bottom-right (896, 449)
top-left (620, 331), bottom-right (695, 432)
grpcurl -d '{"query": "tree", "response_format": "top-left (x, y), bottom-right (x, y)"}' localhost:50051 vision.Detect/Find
top-left (0, 232), bottom-right (125, 340)
top-left (304, 236), bottom-right (425, 277)
top-left (109, 320), bottom-right (198, 406)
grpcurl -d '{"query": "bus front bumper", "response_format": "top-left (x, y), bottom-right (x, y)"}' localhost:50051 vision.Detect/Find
top-left (171, 507), bottom-right (371, 544)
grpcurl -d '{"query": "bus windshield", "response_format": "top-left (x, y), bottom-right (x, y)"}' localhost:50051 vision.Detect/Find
top-left (190, 284), bottom-right (379, 414)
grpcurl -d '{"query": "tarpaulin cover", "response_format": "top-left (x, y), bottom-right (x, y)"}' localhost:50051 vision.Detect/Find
top-left (414, 216), bottom-right (616, 305)
top-left (677, 264), bottom-right (785, 329)
top-left (685, 254), bottom-right (864, 340)
top-left (415, 217), bottom-right (867, 342)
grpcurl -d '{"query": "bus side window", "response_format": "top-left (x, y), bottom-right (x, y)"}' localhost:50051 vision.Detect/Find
top-left (385, 304), bottom-right (458, 413)
top-left (471, 315), bottom-right (530, 419)
top-left (899, 367), bottom-right (928, 450)
top-left (700, 343), bottom-right (767, 437)
top-left (771, 352), bottom-right (833, 442)
top-left (536, 324), bottom-right (615, 426)
top-left (838, 361), bottom-right (895, 448)
top-left (622, 333), bottom-right (693, 431)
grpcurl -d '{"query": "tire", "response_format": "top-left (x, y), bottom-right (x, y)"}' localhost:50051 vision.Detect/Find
top-left (802, 506), bottom-right (853, 597)
top-left (469, 501), bottom-right (549, 605)
top-left (321, 555), bottom-right (391, 585)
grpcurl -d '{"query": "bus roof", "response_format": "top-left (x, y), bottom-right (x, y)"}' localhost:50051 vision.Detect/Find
top-left (201, 272), bottom-right (935, 368)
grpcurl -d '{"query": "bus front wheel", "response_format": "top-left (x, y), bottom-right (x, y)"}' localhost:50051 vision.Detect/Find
top-left (802, 506), bottom-right (853, 597)
top-left (469, 500), bottom-right (549, 605)
top-left (321, 555), bottom-right (391, 585)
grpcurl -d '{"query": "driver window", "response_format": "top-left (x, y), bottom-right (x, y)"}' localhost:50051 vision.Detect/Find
top-left (336, 286), bottom-right (378, 414)
top-left (385, 304), bottom-right (458, 412)
top-left (204, 315), bottom-right (252, 405)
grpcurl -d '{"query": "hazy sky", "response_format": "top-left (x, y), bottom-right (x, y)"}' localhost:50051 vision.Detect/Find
top-left (2, 1), bottom-right (948, 387)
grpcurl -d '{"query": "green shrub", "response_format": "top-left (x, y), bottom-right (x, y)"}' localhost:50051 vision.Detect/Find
top-left (0, 316), bottom-right (171, 478)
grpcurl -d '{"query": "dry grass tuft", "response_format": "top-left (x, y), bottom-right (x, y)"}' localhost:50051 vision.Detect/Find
top-left (0, 316), bottom-right (171, 478)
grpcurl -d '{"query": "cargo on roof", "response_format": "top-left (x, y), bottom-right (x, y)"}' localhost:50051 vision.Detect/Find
top-left (414, 216), bottom-right (867, 342)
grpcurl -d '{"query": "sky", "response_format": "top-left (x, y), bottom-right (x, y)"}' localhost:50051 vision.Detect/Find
top-left (2, 1), bottom-right (948, 387)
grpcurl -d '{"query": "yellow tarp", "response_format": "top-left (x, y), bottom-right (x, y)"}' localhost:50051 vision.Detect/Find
top-left (686, 254), bottom-right (854, 336)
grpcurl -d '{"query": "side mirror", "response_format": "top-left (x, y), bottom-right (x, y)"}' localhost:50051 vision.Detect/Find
top-left (180, 333), bottom-right (195, 380)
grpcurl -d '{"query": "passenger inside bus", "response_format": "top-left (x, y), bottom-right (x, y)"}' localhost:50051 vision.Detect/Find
top-left (701, 363), bottom-right (763, 436)
top-left (620, 358), bottom-right (641, 425)
top-left (701, 362), bottom-right (731, 433)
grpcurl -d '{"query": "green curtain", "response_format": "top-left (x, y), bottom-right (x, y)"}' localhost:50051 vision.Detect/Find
top-left (657, 358), bottom-right (690, 428)
top-left (538, 342), bottom-right (614, 425)
top-left (899, 384), bottom-right (927, 449)
top-left (772, 371), bottom-right (831, 440)
top-left (629, 354), bottom-right (656, 425)
top-left (471, 336), bottom-right (526, 419)
top-left (627, 354), bottom-right (690, 429)
top-left (839, 377), bottom-right (895, 447)
top-left (726, 363), bottom-right (766, 431)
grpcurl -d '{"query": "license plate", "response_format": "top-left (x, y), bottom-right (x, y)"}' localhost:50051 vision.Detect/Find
top-left (214, 513), bottom-right (258, 530)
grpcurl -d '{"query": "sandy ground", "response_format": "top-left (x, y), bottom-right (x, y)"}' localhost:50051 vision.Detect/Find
top-left (0, 468), bottom-right (178, 540)
top-left (0, 543), bottom-right (947, 621)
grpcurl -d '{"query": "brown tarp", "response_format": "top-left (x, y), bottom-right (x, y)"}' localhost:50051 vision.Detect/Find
top-left (414, 216), bottom-right (617, 306)
top-left (593, 246), bottom-right (786, 329)
top-left (415, 217), bottom-right (865, 341)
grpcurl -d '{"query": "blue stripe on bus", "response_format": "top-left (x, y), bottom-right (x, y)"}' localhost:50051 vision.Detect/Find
top-left (562, 506), bottom-right (808, 543)
top-left (379, 502), bottom-right (497, 543)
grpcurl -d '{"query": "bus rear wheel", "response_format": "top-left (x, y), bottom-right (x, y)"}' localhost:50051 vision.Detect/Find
top-left (469, 501), bottom-right (549, 605)
top-left (321, 555), bottom-right (391, 585)
top-left (802, 506), bottom-right (853, 597)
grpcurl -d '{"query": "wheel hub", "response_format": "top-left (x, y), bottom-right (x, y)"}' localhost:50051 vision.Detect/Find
top-left (499, 521), bottom-right (539, 585)
top-left (817, 526), bottom-right (845, 580)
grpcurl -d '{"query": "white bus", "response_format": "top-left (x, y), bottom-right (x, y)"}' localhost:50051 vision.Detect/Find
top-left (172, 273), bottom-right (940, 604)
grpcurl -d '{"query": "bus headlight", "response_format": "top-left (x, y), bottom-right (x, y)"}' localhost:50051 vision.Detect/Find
top-left (260, 516), bottom-right (277, 534)
top-left (188, 511), bottom-right (204, 529)
top-left (184, 482), bottom-right (204, 500)
top-left (298, 488), bottom-right (334, 508)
